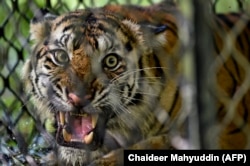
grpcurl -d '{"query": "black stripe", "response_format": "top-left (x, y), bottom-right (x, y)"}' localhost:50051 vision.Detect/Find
top-left (240, 25), bottom-right (250, 60)
top-left (33, 76), bottom-right (44, 98)
top-left (245, 23), bottom-right (250, 60)
top-left (39, 73), bottom-right (50, 77)
top-left (94, 89), bottom-right (108, 106)
top-left (216, 14), bottom-right (235, 28)
top-left (217, 105), bottom-right (225, 117)
top-left (213, 36), bottom-right (238, 97)
top-left (56, 84), bottom-right (63, 94)
top-left (152, 54), bottom-right (164, 78)
top-left (45, 56), bottom-right (54, 65)
top-left (222, 59), bottom-right (238, 96)
top-left (212, 35), bottom-right (220, 54)
top-left (54, 89), bottom-right (61, 99)
top-left (47, 83), bottom-right (61, 100)
top-left (222, 64), bottom-right (237, 97)
top-left (30, 81), bottom-right (36, 95)
top-left (229, 95), bottom-right (249, 134)
top-left (126, 77), bottom-right (137, 105)
top-left (231, 53), bottom-right (241, 82)
top-left (73, 37), bottom-right (81, 50)
top-left (35, 48), bottom-right (44, 58)
top-left (52, 78), bottom-right (61, 84)
top-left (63, 24), bottom-right (75, 32)
top-left (129, 92), bottom-right (143, 105)
top-left (138, 56), bottom-right (145, 77)
top-left (44, 64), bottom-right (52, 70)
top-left (242, 95), bottom-right (249, 126)
top-left (163, 21), bottom-right (178, 37)
top-left (112, 18), bottom-right (137, 44)
top-left (93, 37), bottom-right (99, 49)
top-left (168, 89), bottom-right (179, 116)
top-left (48, 102), bottom-right (56, 112)
top-left (33, 49), bottom-right (48, 72)
top-left (237, 34), bottom-right (245, 52)
top-left (60, 34), bottom-right (70, 46)
top-left (55, 15), bottom-right (79, 28)
top-left (125, 42), bottom-right (133, 52)
top-left (54, 39), bottom-right (63, 47)
top-left (248, 20), bottom-right (250, 30)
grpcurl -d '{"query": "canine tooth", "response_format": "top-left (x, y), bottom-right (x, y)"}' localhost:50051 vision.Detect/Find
top-left (63, 128), bottom-right (71, 142)
top-left (91, 114), bottom-right (98, 128)
top-left (84, 131), bottom-right (94, 144)
top-left (65, 112), bottom-right (69, 123)
top-left (59, 112), bottom-right (65, 125)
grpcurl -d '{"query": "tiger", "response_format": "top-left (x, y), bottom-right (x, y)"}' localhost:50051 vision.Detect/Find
top-left (21, 1), bottom-right (250, 165)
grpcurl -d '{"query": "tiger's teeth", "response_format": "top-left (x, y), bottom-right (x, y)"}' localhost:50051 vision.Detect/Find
top-left (82, 113), bottom-right (88, 117)
top-left (92, 114), bottom-right (98, 128)
top-left (84, 131), bottom-right (94, 144)
top-left (59, 112), bottom-right (65, 125)
top-left (63, 128), bottom-right (72, 142)
top-left (70, 112), bottom-right (88, 117)
top-left (65, 112), bottom-right (69, 123)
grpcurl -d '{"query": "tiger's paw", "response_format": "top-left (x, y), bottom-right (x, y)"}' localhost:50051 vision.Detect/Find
top-left (89, 149), bottom-right (123, 166)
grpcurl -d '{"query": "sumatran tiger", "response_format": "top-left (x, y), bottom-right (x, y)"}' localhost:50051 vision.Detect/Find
top-left (21, 1), bottom-right (250, 165)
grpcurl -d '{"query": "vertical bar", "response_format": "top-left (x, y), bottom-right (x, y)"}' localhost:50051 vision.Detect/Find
top-left (193, 0), bottom-right (216, 149)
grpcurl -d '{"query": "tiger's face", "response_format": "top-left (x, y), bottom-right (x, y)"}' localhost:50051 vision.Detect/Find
top-left (22, 8), bottom-right (177, 164)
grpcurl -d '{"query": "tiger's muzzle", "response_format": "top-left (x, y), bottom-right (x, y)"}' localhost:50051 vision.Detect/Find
top-left (55, 92), bottom-right (106, 150)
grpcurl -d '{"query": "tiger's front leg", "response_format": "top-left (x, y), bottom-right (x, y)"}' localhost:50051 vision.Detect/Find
top-left (89, 134), bottom-right (172, 166)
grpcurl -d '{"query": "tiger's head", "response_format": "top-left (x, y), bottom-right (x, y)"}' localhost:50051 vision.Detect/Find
top-left (22, 7), bottom-right (179, 165)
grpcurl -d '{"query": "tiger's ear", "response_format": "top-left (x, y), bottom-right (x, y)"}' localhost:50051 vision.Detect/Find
top-left (30, 9), bottom-right (57, 42)
top-left (142, 24), bottom-right (168, 48)
top-left (121, 19), bottom-right (144, 43)
top-left (122, 20), bottom-right (174, 53)
top-left (142, 24), bottom-right (179, 55)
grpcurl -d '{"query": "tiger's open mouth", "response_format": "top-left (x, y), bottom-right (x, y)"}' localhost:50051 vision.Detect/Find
top-left (56, 111), bottom-right (99, 149)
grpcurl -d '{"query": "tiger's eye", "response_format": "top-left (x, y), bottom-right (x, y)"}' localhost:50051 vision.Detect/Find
top-left (105, 55), bottom-right (118, 68)
top-left (102, 53), bottom-right (122, 71)
top-left (54, 50), bottom-right (69, 64)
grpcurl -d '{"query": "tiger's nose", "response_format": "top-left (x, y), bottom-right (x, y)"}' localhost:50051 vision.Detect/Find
top-left (68, 93), bottom-right (92, 107)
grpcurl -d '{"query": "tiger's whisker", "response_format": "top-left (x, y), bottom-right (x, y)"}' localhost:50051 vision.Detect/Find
top-left (111, 67), bottom-right (168, 82)
top-left (111, 87), bottom-right (159, 97)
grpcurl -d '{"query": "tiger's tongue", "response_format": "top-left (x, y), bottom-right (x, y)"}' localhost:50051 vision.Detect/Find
top-left (59, 112), bottom-right (98, 144)
top-left (69, 115), bottom-right (92, 140)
